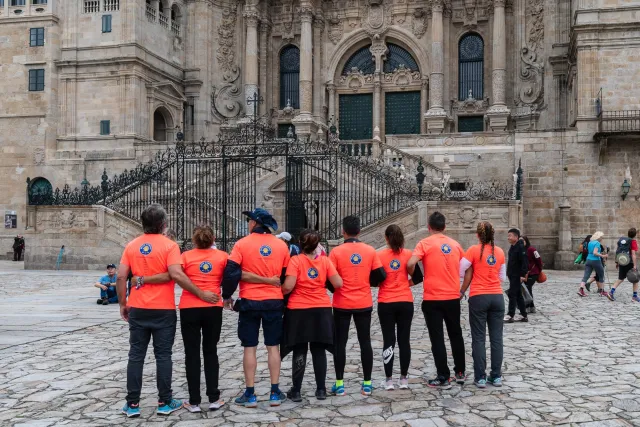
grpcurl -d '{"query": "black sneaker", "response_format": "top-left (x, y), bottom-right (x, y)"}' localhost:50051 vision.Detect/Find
top-left (315, 389), bottom-right (327, 400)
top-left (286, 388), bottom-right (302, 403)
top-left (585, 282), bottom-right (591, 292)
top-left (454, 372), bottom-right (466, 385)
top-left (97, 298), bottom-right (104, 305)
top-left (427, 377), bottom-right (452, 390)
top-left (102, 299), bottom-right (110, 305)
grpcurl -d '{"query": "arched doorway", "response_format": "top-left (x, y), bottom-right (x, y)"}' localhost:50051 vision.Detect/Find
top-left (153, 107), bottom-right (173, 141)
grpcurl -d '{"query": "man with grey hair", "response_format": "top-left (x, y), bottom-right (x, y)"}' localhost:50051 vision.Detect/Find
top-left (116, 203), bottom-right (219, 418)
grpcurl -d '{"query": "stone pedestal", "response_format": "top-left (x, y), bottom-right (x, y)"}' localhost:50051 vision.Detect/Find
top-left (554, 201), bottom-right (576, 270)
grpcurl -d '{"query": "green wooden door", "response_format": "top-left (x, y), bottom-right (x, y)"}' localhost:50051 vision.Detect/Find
top-left (384, 91), bottom-right (421, 135)
top-left (339, 94), bottom-right (373, 140)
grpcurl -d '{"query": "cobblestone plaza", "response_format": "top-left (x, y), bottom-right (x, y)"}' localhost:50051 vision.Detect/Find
top-left (1, 262), bottom-right (639, 427)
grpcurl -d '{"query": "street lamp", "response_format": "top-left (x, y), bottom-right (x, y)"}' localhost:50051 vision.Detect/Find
top-left (621, 179), bottom-right (631, 200)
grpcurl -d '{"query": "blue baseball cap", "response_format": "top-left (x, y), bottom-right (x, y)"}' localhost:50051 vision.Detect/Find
top-left (242, 208), bottom-right (278, 232)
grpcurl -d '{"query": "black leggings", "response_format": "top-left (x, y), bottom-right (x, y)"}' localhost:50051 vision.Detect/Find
top-left (333, 309), bottom-right (373, 381)
top-left (378, 302), bottom-right (414, 378)
top-left (291, 343), bottom-right (327, 392)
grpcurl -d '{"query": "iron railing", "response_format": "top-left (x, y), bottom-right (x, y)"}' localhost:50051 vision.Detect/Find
top-left (598, 110), bottom-right (640, 133)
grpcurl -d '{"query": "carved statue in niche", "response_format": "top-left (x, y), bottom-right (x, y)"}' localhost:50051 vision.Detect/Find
top-left (516, 0), bottom-right (545, 109)
top-left (212, 4), bottom-right (242, 119)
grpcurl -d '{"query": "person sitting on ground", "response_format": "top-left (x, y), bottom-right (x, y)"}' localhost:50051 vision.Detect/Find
top-left (95, 264), bottom-right (118, 305)
top-left (277, 232), bottom-right (300, 256)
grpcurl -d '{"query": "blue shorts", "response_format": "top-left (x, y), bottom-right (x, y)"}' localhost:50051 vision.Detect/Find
top-left (238, 309), bottom-right (283, 347)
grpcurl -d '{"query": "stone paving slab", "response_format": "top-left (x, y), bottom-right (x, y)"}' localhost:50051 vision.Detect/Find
top-left (1, 263), bottom-right (640, 426)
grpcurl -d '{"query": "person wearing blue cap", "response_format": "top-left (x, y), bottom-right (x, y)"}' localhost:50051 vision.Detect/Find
top-left (95, 264), bottom-right (119, 305)
top-left (221, 208), bottom-right (291, 407)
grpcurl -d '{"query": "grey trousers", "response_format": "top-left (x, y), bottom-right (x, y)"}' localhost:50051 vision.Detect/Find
top-left (468, 294), bottom-right (504, 381)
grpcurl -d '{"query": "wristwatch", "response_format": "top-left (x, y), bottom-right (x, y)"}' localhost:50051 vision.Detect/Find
top-left (135, 276), bottom-right (144, 290)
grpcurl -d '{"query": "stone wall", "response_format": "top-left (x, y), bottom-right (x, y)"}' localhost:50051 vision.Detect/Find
top-left (24, 205), bottom-right (142, 270)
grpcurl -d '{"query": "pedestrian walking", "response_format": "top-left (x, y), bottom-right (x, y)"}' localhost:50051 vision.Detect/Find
top-left (281, 229), bottom-right (343, 402)
top-left (221, 208), bottom-right (290, 408)
top-left (522, 236), bottom-right (543, 313)
top-left (12, 235), bottom-right (24, 261)
top-left (116, 204), bottom-right (219, 418)
top-left (407, 211), bottom-right (466, 389)
top-left (607, 228), bottom-right (639, 302)
top-left (585, 238), bottom-right (609, 294)
top-left (329, 215), bottom-right (386, 396)
top-left (377, 225), bottom-right (423, 391)
top-left (459, 221), bottom-right (506, 389)
top-left (577, 231), bottom-right (608, 297)
top-left (504, 228), bottom-right (529, 323)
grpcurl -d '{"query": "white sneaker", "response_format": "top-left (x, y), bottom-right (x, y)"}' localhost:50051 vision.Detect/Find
top-left (209, 399), bottom-right (225, 411)
top-left (503, 315), bottom-right (513, 321)
top-left (183, 402), bottom-right (201, 413)
top-left (398, 377), bottom-right (409, 390)
top-left (382, 379), bottom-right (394, 390)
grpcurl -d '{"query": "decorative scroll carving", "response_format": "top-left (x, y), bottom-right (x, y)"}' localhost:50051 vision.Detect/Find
top-left (339, 68), bottom-right (374, 91)
top-left (383, 64), bottom-right (422, 87)
top-left (516, 0), bottom-right (545, 109)
top-left (213, 4), bottom-right (242, 119)
top-left (411, 8), bottom-right (427, 38)
top-left (361, 0), bottom-right (393, 37)
top-left (452, 89), bottom-right (490, 113)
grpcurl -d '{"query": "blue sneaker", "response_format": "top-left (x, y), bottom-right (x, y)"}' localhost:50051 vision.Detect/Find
top-left (331, 383), bottom-right (345, 396)
top-left (269, 390), bottom-right (286, 407)
top-left (474, 378), bottom-right (487, 389)
top-left (121, 402), bottom-right (140, 418)
top-left (157, 399), bottom-right (182, 415)
top-left (361, 382), bottom-right (373, 396)
top-left (234, 393), bottom-right (258, 408)
top-left (487, 376), bottom-right (503, 387)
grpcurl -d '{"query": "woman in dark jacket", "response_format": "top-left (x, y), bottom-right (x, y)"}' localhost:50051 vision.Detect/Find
top-left (522, 236), bottom-right (542, 313)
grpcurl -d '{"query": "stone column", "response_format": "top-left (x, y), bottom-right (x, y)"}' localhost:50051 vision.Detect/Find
top-left (424, 0), bottom-right (449, 134)
top-left (373, 79), bottom-right (381, 141)
top-left (327, 83), bottom-right (336, 124)
top-left (292, 3), bottom-right (316, 139)
top-left (421, 77), bottom-right (429, 133)
top-left (554, 200), bottom-right (575, 270)
top-left (486, 0), bottom-right (510, 131)
top-left (243, 7), bottom-right (259, 117)
top-left (312, 14), bottom-right (325, 124)
top-left (258, 21), bottom-right (271, 117)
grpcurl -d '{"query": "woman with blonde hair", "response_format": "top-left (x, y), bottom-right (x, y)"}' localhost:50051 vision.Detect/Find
top-left (460, 221), bottom-right (506, 388)
top-left (578, 231), bottom-right (608, 297)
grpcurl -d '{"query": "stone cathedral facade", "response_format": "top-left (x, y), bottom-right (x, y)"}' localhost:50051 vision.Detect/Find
top-left (1, 0), bottom-right (640, 268)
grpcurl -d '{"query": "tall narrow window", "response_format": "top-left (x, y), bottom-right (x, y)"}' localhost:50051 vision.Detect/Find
top-left (280, 45), bottom-right (300, 109)
top-left (28, 69), bottom-right (45, 91)
top-left (102, 15), bottom-right (112, 33)
top-left (30, 28), bottom-right (45, 46)
top-left (11, 0), bottom-right (25, 6)
top-left (458, 34), bottom-right (484, 100)
top-left (100, 120), bottom-right (111, 135)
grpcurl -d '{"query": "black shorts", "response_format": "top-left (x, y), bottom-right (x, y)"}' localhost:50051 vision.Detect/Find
top-left (238, 309), bottom-right (283, 347)
top-left (619, 262), bottom-right (636, 281)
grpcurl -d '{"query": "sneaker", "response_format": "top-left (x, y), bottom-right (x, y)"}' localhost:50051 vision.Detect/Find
top-left (269, 390), bottom-right (286, 407)
top-left (515, 315), bottom-right (528, 323)
top-left (529, 307), bottom-right (536, 314)
top-left (487, 376), bottom-right (503, 387)
top-left (286, 388), bottom-right (302, 403)
top-left (121, 403), bottom-right (140, 418)
top-left (632, 296), bottom-right (640, 303)
top-left (315, 389), bottom-right (327, 400)
top-left (382, 379), bottom-right (394, 390)
top-left (577, 288), bottom-right (588, 297)
top-left (157, 399), bottom-right (183, 415)
top-left (599, 289), bottom-right (607, 297)
top-left (454, 372), bottom-right (466, 385)
top-left (427, 377), bottom-right (452, 390)
top-left (361, 382), bottom-right (373, 396)
top-left (585, 282), bottom-right (592, 292)
top-left (607, 291), bottom-right (616, 301)
top-left (398, 377), bottom-right (409, 390)
top-left (209, 399), bottom-right (225, 411)
top-left (97, 298), bottom-right (105, 305)
top-left (331, 383), bottom-right (345, 396)
top-left (102, 299), bottom-right (109, 305)
top-left (474, 378), bottom-right (487, 389)
top-left (234, 393), bottom-right (257, 408)
top-left (504, 316), bottom-right (515, 323)
top-left (183, 402), bottom-right (201, 413)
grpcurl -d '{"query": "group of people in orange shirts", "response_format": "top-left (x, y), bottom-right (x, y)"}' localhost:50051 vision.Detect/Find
top-left (114, 204), bottom-right (507, 418)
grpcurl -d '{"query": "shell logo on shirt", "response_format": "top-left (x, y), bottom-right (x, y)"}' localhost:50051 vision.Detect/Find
top-left (307, 267), bottom-right (319, 279)
top-left (487, 254), bottom-right (497, 266)
top-left (139, 243), bottom-right (152, 255)
top-left (259, 245), bottom-right (272, 257)
top-left (441, 244), bottom-right (452, 254)
top-left (350, 253), bottom-right (362, 265)
top-left (199, 261), bottom-right (213, 273)
top-left (390, 259), bottom-right (401, 270)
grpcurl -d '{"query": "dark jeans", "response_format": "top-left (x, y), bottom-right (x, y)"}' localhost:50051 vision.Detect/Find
top-left (421, 299), bottom-right (465, 379)
top-left (582, 259), bottom-right (604, 283)
top-left (507, 276), bottom-right (527, 318)
top-left (525, 274), bottom-right (538, 308)
top-left (126, 308), bottom-right (177, 406)
top-left (180, 307), bottom-right (222, 404)
top-left (291, 343), bottom-right (327, 393)
top-left (469, 294), bottom-right (504, 381)
top-left (378, 302), bottom-right (414, 378)
top-left (100, 287), bottom-right (118, 303)
top-left (13, 248), bottom-right (22, 261)
top-left (333, 309), bottom-right (373, 381)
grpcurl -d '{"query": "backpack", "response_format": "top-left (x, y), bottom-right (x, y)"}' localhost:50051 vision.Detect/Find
top-left (616, 237), bottom-right (632, 266)
top-left (581, 241), bottom-right (589, 258)
top-left (289, 244), bottom-right (300, 256)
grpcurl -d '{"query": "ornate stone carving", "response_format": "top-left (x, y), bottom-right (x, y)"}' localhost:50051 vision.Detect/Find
top-left (411, 8), bottom-right (427, 38)
top-left (452, 90), bottom-right (490, 113)
top-left (281, 99), bottom-right (295, 117)
top-left (361, 0), bottom-right (393, 37)
top-left (33, 148), bottom-right (45, 165)
top-left (463, 0), bottom-right (477, 27)
top-left (339, 68), bottom-right (374, 91)
top-left (383, 65), bottom-right (421, 87)
top-left (327, 12), bottom-right (342, 44)
top-left (212, 4), bottom-right (242, 119)
top-left (515, 0), bottom-right (545, 109)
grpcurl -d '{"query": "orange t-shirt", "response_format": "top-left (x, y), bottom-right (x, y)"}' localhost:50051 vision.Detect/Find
top-left (329, 241), bottom-right (383, 310)
top-left (378, 248), bottom-right (413, 303)
top-left (179, 248), bottom-right (228, 309)
top-left (412, 234), bottom-right (464, 301)
top-left (120, 234), bottom-right (183, 309)
top-left (464, 244), bottom-right (506, 297)
top-left (229, 233), bottom-right (290, 301)
top-left (285, 254), bottom-right (338, 309)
